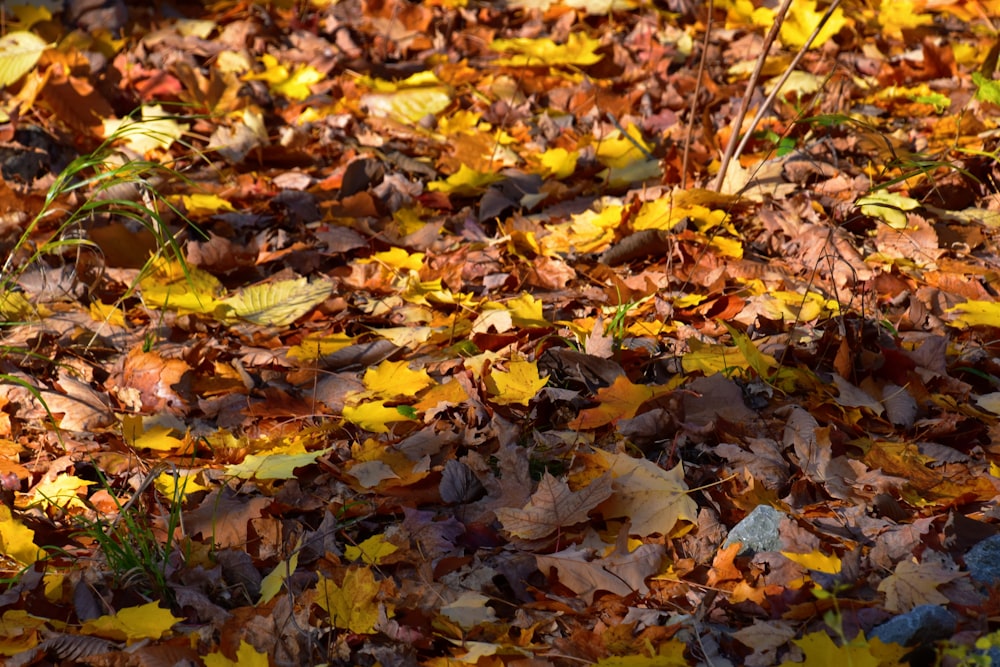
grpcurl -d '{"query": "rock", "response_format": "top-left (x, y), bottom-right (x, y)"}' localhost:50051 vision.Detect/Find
top-left (965, 534), bottom-right (1000, 584)
top-left (723, 505), bottom-right (784, 556)
top-left (870, 604), bottom-right (956, 646)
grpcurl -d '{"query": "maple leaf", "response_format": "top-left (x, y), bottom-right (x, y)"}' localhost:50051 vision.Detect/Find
top-left (591, 450), bottom-right (697, 537)
top-left (491, 32), bottom-right (604, 66)
top-left (495, 473), bottom-right (613, 540)
top-left (259, 539), bottom-right (301, 605)
top-left (345, 533), bottom-right (399, 565)
top-left (315, 566), bottom-right (391, 634)
top-left (80, 602), bottom-right (182, 642)
top-left (342, 400), bottom-right (416, 433)
top-left (535, 540), bottom-right (665, 604)
top-left (781, 550), bottom-right (842, 574)
top-left (0, 505), bottom-right (39, 566)
top-left (485, 360), bottom-right (548, 406)
top-left (203, 641), bottom-right (269, 667)
top-left (877, 559), bottom-right (964, 612)
top-left (778, 631), bottom-right (881, 667)
top-left (568, 375), bottom-right (673, 430)
top-left (361, 360), bottom-right (436, 398)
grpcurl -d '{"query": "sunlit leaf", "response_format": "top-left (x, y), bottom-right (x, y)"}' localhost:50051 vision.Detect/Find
top-left (0, 31), bottom-right (48, 88)
top-left (491, 32), bottom-right (604, 66)
top-left (223, 277), bottom-right (332, 327)
top-left (946, 300), bottom-right (1000, 328)
top-left (259, 539), bottom-right (300, 605)
top-left (29, 475), bottom-right (93, 511)
top-left (225, 447), bottom-right (332, 480)
top-left (103, 104), bottom-right (189, 154)
top-left (204, 641), bottom-right (269, 667)
top-left (343, 400), bottom-right (416, 433)
top-left (485, 360), bottom-right (548, 405)
top-left (0, 505), bottom-right (39, 566)
top-left (856, 191), bottom-right (921, 230)
top-left (81, 602), bottom-right (181, 642)
top-left (287, 332), bottom-right (358, 361)
top-left (427, 164), bottom-right (504, 195)
top-left (345, 533), bottom-right (399, 565)
top-left (591, 449), bottom-right (697, 537)
top-left (781, 550), bottom-right (842, 574)
top-left (315, 566), bottom-right (389, 634)
top-left (362, 360), bottom-right (436, 399)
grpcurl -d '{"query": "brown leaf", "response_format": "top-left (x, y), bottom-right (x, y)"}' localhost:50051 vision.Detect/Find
top-left (536, 541), bottom-right (665, 604)
top-left (186, 487), bottom-right (271, 549)
top-left (495, 473), bottom-right (612, 541)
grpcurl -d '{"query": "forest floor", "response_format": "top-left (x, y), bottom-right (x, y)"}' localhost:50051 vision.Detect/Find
top-left (3, 0), bottom-right (1000, 665)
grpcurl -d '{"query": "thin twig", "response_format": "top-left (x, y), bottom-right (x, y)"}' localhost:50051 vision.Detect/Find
top-left (730, 0), bottom-right (844, 174)
top-left (681, 0), bottom-right (713, 189)
top-left (712, 0), bottom-right (793, 192)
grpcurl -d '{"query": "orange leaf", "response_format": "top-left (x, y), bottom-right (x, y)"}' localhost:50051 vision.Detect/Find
top-left (569, 375), bottom-right (673, 430)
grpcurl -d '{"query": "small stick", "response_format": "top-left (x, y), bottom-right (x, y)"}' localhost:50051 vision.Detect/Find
top-left (712, 0), bottom-right (793, 193)
top-left (729, 0), bottom-right (845, 175)
top-left (681, 0), bottom-right (713, 189)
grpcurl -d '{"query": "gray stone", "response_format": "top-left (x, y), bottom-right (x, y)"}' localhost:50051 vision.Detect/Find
top-left (965, 535), bottom-right (1000, 584)
top-left (723, 505), bottom-right (784, 556)
top-left (870, 605), bottom-right (956, 646)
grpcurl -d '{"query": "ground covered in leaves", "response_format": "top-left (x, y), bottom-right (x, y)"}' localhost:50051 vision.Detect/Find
top-left (4, 0), bottom-right (1000, 665)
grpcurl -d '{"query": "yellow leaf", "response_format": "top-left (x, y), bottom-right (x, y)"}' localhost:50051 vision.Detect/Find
top-left (593, 640), bottom-right (690, 665)
top-left (224, 447), bottom-right (331, 480)
top-left (878, 0), bottom-right (932, 39)
top-left (345, 534), bottom-right (399, 565)
top-left (767, 0), bottom-right (848, 50)
top-left (88, 301), bottom-right (126, 327)
top-left (486, 360), bottom-right (548, 406)
top-left (505, 292), bottom-right (550, 328)
top-left (362, 360), bottom-right (436, 399)
top-left (287, 332), bottom-right (358, 361)
top-left (343, 400), bottom-right (416, 433)
top-left (781, 550), bottom-right (842, 574)
top-left (154, 472), bottom-right (208, 501)
top-left (591, 449), bottom-right (698, 537)
top-left (595, 123), bottom-right (653, 169)
top-left (779, 631), bottom-right (880, 667)
top-left (0, 31), bottom-right (48, 88)
top-left (947, 300), bottom-right (1000, 328)
top-left (0, 609), bottom-right (44, 657)
top-left (491, 32), bottom-right (604, 66)
top-left (274, 64), bottom-right (323, 101)
top-left (138, 257), bottom-right (228, 317)
top-left (222, 277), bottom-right (332, 327)
top-left (315, 567), bottom-right (389, 634)
top-left (81, 602), bottom-right (181, 642)
top-left (103, 104), bottom-right (189, 154)
top-left (856, 191), bottom-right (921, 230)
top-left (362, 86), bottom-right (452, 124)
top-left (537, 147), bottom-right (579, 179)
top-left (29, 475), bottom-right (94, 511)
top-left (204, 640), bottom-right (269, 667)
top-left (357, 247), bottom-right (425, 271)
top-left (0, 506), bottom-right (39, 566)
top-left (244, 54), bottom-right (324, 101)
top-left (175, 193), bottom-right (236, 217)
top-left (427, 163), bottom-right (504, 195)
top-left (133, 425), bottom-right (185, 452)
top-left (259, 539), bottom-right (301, 605)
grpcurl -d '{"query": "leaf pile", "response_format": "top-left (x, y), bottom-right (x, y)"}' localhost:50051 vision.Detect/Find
top-left (2, 0), bottom-right (1000, 665)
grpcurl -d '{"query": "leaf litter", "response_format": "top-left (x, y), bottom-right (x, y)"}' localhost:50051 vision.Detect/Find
top-left (1, 0), bottom-right (1000, 665)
